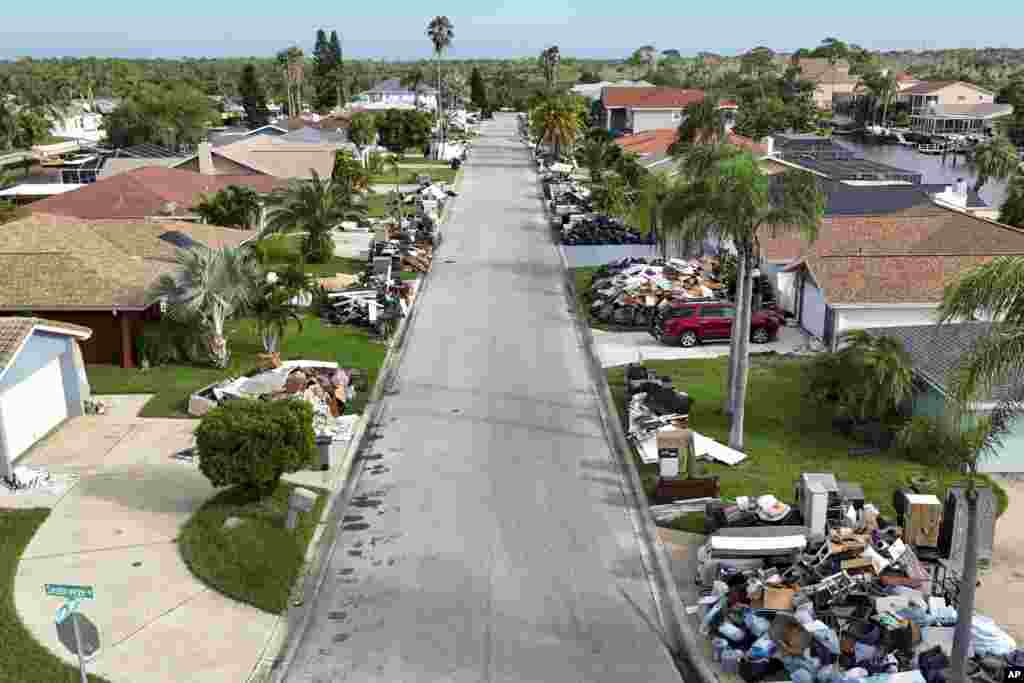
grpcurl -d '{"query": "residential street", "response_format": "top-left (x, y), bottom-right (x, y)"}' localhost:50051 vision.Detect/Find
top-left (281, 114), bottom-right (682, 682)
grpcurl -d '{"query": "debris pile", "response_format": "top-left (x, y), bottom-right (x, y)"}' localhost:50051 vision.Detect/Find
top-left (683, 471), bottom-right (1014, 682)
top-left (561, 215), bottom-right (651, 245)
top-left (189, 360), bottom-right (363, 442)
top-left (1, 466), bottom-right (78, 498)
top-left (589, 257), bottom-right (726, 327)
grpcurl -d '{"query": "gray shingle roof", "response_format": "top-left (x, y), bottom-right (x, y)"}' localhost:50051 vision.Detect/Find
top-left (866, 323), bottom-right (1020, 401)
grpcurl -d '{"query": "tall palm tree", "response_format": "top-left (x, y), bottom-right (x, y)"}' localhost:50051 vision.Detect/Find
top-left (969, 135), bottom-right (1021, 194)
top-left (426, 16), bottom-right (454, 157)
top-left (265, 170), bottom-right (368, 264)
top-left (537, 99), bottom-right (580, 159)
top-left (147, 246), bottom-right (259, 368)
top-left (663, 146), bottom-right (825, 448)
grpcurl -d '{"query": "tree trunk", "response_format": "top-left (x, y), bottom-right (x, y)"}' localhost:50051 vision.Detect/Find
top-left (261, 328), bottom-right (280, 353)
top-left (209, 310), bottom-right (230, 369)
top-left (724, 250), bottom-right (746, 415)
top-left (729, 251), bottom-right (755, 450)
top-left (951, 481), bottom-right (981, 681)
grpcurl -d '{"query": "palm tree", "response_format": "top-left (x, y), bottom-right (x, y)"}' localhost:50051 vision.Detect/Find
top-left (532, 96), bottom-right (581, 159)
top-left (830, 330), bottom-right (915, 422)
top-left (539, 46), bottom-right (561, 92)
top-left (669, 93), bottom-right (728, 153)
top-left (426, 16), bottom-right (454, 157)
top-left (999, 171), bottom-right (1024, 228)
top-left (251, 270), bottom-right (305, 353)
top-left (578, 133), bottom-right (616, 183)
top-left (386, 154), bottom-right (404, 224)
top-left (663, 146), bottom-right (825, 448)
top-left (147, 246), bottom-right (259, 368)
top-left (193, 185), bottom-right (262, 230)
top-left (265, 170), bottom-right (368, 264)
top-left (969, 136), bottom-right (1021, 194)
top-left (630, 170), bottom-right (678, 258)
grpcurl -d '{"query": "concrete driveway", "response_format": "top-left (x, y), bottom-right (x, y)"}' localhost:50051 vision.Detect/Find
top-left (12, 416), bottom-right (277, 683)
top-left (592, 324), bottom-right (810, 368)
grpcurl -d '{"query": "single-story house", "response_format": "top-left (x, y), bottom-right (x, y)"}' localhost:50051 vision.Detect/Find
top-left (28, 166), bottom-right (284, 221)
top-left (866, 323), bottom-right (1024, 474)
top-left (614, 129), bottom-right (771, 171)
top-left (356, 78), bottom-right (438, 111)
top-left (761, 201), bottom-right (1024, 348)
top-left (0, 317), bottom-right (92, 477)
top-left (0, 213), bottom-right (255, 368)
top-left (175, 138), bottom-right (338, 180)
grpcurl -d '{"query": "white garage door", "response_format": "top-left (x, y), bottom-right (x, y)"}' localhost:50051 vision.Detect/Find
top-left (1, 358), bottom-right (67, 463)
top-left (801, 279), bottom-right (827, 339)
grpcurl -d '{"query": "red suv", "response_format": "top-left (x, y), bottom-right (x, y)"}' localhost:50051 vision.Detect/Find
top-left (650, 302), bottom-right (781, 347)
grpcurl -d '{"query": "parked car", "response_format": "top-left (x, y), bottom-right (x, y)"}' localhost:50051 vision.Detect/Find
top-left (650, 301), bottom-right (780, 347)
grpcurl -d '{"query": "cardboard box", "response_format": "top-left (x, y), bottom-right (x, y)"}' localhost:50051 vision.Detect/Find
top-left (763, 585), bottom-right (797, 610)
top-left (904, 493), bottom-right (943, 547)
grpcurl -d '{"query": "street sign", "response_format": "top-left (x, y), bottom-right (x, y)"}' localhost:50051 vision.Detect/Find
top-left (45, 584), bottom-right (94, 600)
top-left (56, 612), bottom-right (100, 659)
top-left (55, 598), bottom-right (81, 624)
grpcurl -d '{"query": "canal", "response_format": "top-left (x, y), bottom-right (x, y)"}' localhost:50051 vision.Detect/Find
top-left (834, 137), bottom-right (1010, 210)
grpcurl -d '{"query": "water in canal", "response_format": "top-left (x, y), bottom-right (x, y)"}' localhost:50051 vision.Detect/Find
top-left (834, 137), bottom-right (1010, 210)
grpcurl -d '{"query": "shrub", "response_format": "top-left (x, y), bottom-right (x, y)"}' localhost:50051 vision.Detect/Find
top-left (139, 316), bottom-right (207, 366)
top-left (195, 399), bottom-right (317, 499)
top-left (895, 416), bottom-right (974, 469)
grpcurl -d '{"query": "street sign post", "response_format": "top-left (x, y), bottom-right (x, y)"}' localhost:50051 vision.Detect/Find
top-left (46, 585), bottom-right (94, 683)
top-left (45, 584), bottom-right (94, 600)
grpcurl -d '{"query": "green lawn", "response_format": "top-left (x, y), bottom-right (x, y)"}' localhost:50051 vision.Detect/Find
top-left (608, 356), bottom-right (1008, 520)
top-left (87, 316), bottom-right (387, 418)
top-left (0, 509), bottom-right (112, 683)
top-left (177, 483), bottom-right (328, 614)
top-left (303, 256), bottom-right (416, 281)
top-left (370, 168), bottom-right (456, 185)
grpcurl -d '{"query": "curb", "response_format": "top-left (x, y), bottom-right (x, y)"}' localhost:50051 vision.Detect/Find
top-left (546, 178), bottom-right (720, 683)
top-left (256, 166), bottom-right (457, 683)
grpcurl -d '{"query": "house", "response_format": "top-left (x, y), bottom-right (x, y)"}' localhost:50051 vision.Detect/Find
top-left (98, 143), bottom-right (191, 179)
top-left (599, 87), bottom-right (709, 134)
top-left (793, 58), bottom-right (859, 111)
top-left (614, 129), bottom-right (770, 171)
top-left (0, 214), bottom-right (255, 369)
top-left (570, 80), bottom-right (654, 101)
top-left (356, 79), bottom-right (438, 111)
top-left (28, 166), bottom-right (283, 221)
top-left (897, 81), bottom-right (1013, 136)
top-left (761, 203), bottom-right (1024, 348)
top-left (175, 139), bottom-right (339, 180)
top-left (49, 101), bottom-right (106, 144)
top-left (207, 124), bottom-right (288, 147)
top-left (0, 317), bottom-right (92, 477)
top-left (866, 323), bottom-right (1024, 474)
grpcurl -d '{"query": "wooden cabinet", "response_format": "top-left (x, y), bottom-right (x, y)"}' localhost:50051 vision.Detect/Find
top-left (904, 493), bottom-right (943, 548)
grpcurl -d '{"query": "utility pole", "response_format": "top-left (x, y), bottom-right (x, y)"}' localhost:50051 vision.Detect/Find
top-left (951, 477), bottom-right (980, 681)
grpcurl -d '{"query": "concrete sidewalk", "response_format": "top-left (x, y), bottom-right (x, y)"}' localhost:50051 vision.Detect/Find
top-left (592, 324), bottom-right (810, 368)
top-left (9, 416), bottom-right (347, 683)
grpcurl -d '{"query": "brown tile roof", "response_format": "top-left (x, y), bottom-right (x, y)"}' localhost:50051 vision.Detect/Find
top-left (766, 204), bottom-right (1024, 305)
top-left (602, 87), bottom-right (708, 109)
top-left (213, 137), bottom-right (338, 179)
top-left (0, 317), bottom-right (91, 372)
top-left (0, 213), bottom-right (255, 311)
top-left (615, 129), bottom-right (768, 159)
top-left (29, 167), bottom-right (285, 220)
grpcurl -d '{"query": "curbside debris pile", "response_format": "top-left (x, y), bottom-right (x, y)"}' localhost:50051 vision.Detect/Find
top-left (588, 256), bottom-right (727, 327)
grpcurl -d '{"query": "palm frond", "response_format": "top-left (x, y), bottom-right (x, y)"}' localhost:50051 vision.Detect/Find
top-left (949, 326), bottom-right (1024, 404)
top-left (937, 256), bottom-right (1024, 324)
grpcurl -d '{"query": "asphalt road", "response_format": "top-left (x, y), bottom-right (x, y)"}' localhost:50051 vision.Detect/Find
top-left (282, 113), bottom-right (682, 683)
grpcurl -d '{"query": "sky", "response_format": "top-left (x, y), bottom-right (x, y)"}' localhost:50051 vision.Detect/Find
top-left (1, 1), bottom-right (1022, 60)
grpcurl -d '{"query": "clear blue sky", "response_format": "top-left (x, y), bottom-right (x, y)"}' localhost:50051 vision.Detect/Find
top-left (1, 1), bottom-right (1021, 59)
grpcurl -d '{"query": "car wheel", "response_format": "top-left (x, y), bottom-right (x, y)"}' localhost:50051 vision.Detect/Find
top-left (679, 331), bottom-right (698, 348)
top-left (752, 327), bottom-right (770, 343)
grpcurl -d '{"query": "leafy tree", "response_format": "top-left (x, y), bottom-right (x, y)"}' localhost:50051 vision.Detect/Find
top-left (663, 148), bottom-right (825, 448)
top-left (103, 83), bottom-right (217, 149)
top-left (1000, 172), bottom-right (1024, 228)
top-left (630, 46), bottom-right (658, 69)
top-left (195, 399), bottom-right (317, 500)
top-left (539, 46), bottom-right (561, 91)
top-left (741, 47), bottom-right (777, 97)
top-left (331, 150), bottom-right (370, 194)
top-left (194, 185), bottom-right (262, 230)
top-left (147, 246), bottom-right (259, 368)
top-left (969, 135), bottom-right (1021, 193)
top-left (376, 109), bottom-right (432, 153)
top-left (400, 67), bottom-right (428, 110)
top-left (329, 31), bottom-right (345, 107)
top-left (469, 66), bottom-right (488, 111)
top-left (12, 109), bottom-right (51, 149)
top-left (577, 133), bottom-right (619, 183)
top-left (593, 174), bottom-right (630, 219)
top-left (578, 70), bottom-right (602, 84)
top-left (312, 28), bottom-right (343, 112)
top-left (734, 96), bottom-right (815, 140)
top-left (265, 170), bottom-right (367, 263)
top-left (857, 69), bottom-right (899, 125)
top-left (347, 111), bottom-right (378, 165)
top-left (238, 64), bottom-right (269, 127)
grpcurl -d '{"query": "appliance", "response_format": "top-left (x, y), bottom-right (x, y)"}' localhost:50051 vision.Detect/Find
top-left (796, 473), bottom-right (840, 543)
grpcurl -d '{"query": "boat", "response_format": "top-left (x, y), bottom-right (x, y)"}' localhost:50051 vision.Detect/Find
top-left (917, 143), bottom-right (946, 155)
top-left (892, 133), bottom-right (914, 146)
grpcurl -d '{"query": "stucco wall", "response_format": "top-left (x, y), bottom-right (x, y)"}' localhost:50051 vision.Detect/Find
top-left (935, 83), bottom-right (995, 105)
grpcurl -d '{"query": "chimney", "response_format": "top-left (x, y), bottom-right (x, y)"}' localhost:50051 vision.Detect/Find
top-left (762, 136), bottom-right (775, 156)
top-left (197, 141), bottom-right (215, 175)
